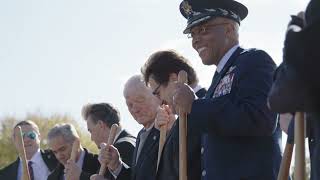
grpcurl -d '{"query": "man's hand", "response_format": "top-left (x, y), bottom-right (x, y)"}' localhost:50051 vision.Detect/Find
top-left (155, 105), bottom-right (176, 131)
top-left (90, 174), bottom-right (107, 180)
top-left (99, 144), bottom-right (121, 171)
top-left (64, 160), bottom-right (82, 180)
top-left (173, 82), bottom-right (196, 114)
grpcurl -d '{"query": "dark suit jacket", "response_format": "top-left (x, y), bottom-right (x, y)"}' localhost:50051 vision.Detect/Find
top-left (188, 47), bottom-right (281, 179)
top-left (309, 113), bottom-right (320, 180)
top-left (268, 15), bottom-right (320, 113)
top-left (117, 127), bottom-right (159, 180)
top-left (104, 129), bottom-right (136, 180)
top-left (113, 129), bottom-right (136, 166)
top-left (156, 88), bottom-right (206, 180)
top-left (267, 9), bottom-right (320, 179)
top-left (0, 149), bottom-right (57, 180)
top-left (47, 148), bottom-right (100, 180)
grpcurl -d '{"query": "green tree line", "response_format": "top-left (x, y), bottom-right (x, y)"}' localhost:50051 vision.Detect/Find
top-left (0, 112), bottom-right (98, 169)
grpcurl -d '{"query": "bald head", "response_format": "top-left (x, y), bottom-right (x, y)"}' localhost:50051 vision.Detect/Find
top-left (123, 75), bottom-right (160, 128)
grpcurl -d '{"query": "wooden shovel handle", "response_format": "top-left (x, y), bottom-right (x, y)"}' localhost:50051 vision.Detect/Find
top-left (178, 70), bottom-right (188, 180)
top-left (70, 138), bottom-right (80, 162)
top-left (294, 112), bottom-right (306, 180)
top-left (99, 124), bottom-right (119, 176)
top-left (14, 126), bottom-right (31, 180)
top-left (277, 142), bottom-right (294, 180)
top-left (157, 124), bottom-right (167, 171)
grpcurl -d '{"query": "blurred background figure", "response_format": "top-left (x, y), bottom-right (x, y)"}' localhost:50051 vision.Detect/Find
top-left (0, 120), bottom-right (57, 180)
top-left (47, 123), bottom-right (99, 180)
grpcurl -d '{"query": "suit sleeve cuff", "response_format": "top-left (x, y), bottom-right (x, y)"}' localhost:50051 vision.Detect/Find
top-left (109, 161), bottom-right (126, 178)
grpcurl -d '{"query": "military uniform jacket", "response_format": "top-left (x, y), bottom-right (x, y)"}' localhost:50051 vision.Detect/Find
top-left (188, 47), bottom-right (282, 180)
top-left (47, 148), bottom-right (100, 180)
top-left (156, 88), bottom-right (206, 180)
top-left (0, 149), bottom-right (57, 180)
top-left (117, 127), bottom-right (159, 180)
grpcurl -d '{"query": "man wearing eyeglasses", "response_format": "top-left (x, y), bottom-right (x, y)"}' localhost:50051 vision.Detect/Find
top-left (171, 0), bottom-right (282, 179)
top-left (141, 50), bottom-right (206, 180)
top-left (0, 120), bottom-right (58, 180)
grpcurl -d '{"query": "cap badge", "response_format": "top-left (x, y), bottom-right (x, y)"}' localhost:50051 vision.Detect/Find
top-left (182, 1), bottom-right (193, 16)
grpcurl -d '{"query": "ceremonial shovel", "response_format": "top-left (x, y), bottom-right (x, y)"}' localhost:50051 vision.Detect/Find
top-left (98, 124), bottom-right (119, 176)
top-left (14, 126), bottom-right (31, 180)
top-left (178, 70), bottom-right (188, 180)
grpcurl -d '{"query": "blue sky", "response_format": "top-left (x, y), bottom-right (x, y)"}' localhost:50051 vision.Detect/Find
top-left (0, 0), bottom-right (309, 136)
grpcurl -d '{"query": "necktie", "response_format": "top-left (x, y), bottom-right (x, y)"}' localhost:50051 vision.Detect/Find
top-left (206, 71), bottom-right (220, 98)
top-left (28, 161), bottom-right (34, 180)
top-left (135, 129), bottom-right (148, 164)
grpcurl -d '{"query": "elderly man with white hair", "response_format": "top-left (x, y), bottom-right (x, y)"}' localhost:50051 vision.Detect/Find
top-left (90, 75), bottom-right (161, 180)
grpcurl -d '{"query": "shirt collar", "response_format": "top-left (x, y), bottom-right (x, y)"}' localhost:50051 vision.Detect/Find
top-left (19, 148), bottom-right (41, 164)
top-left (113, 127), bottom-right (123, 144)
top-left (143, 123), bottom-right (155, 132)
top-left (193, 84), bottom-right (203, 93)
top-left (76, 148), bottom-right (85, 167)
top-left (30, 148), bottom-right (42, 163)
top-left (216, 44), bottom-right (239, 73)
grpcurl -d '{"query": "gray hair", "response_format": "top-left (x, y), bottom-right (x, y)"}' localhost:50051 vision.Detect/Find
top-left (13, 120), bottom-right (40, 134)
top-left (224, 18), bottom-right (239, 42)
top-left (123, 74), bottom-right (152, 97)
top-left (47, 123), bottom-right (79, 144)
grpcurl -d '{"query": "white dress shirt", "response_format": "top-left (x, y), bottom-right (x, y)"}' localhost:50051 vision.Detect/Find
top-left (216, 44), bottom-right (239, 73)
top-left (193, 84), bottom-right (203, 94)
top-left (113, 127), bottom-right (123, 144)
top-left (17, 149), bottom-right (51, 180)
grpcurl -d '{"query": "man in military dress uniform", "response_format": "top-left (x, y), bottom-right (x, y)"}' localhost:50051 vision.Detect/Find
top-left (172, 0), bottom-right (282, 179)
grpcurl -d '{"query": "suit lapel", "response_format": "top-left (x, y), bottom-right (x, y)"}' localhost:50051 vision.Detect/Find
top-left (12, 158), bottom-right (19, 180)
top-left (81, 149), bottom-right (88, 171)
top-left (135, 127), bottom-right (159, 168)
top-left (114, 130), bottom-right (124, 143)
top-left (163, 121), bottom-right (177, 148)
top-left (158, 120), bottom-right (177, 166)
top-left (206, 47), bottom-right (244, 98)
top-left (40, 150), bottom-right (57, 171)
top-left (132, 130), bottom-right (142, 166)
top-left (49, 164), bottom-right (64, 180)
top-left (80, 148), bottom-right (99, 172)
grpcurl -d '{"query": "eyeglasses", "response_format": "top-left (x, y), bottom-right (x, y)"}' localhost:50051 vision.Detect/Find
top-left (152, 84), bottom-right (161, 96)
top-left (22, 131), bottom-right (37, 140)
top-left (187, 23), bottom-right (229, 39)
